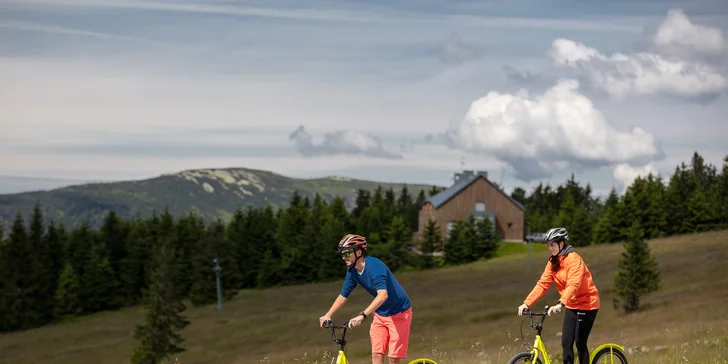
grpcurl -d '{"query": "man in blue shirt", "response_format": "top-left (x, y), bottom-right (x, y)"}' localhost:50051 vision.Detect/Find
top-left (319, 234), bottom-right (414, 364)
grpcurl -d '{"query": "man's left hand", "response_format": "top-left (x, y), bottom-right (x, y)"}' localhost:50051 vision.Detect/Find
top-left (348, 315), bottom-right (364, 328)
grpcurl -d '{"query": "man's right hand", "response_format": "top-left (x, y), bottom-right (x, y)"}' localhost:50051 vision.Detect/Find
top-left (319, 314), bottom-right (331, 328)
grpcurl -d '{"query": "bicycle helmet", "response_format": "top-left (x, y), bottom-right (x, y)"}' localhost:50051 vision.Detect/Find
top-left (543, 227), bottom-right (568, 243)
top-left (338, 233), bottom-right (367, 252)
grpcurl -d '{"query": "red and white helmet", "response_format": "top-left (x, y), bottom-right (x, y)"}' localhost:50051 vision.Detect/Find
top-left (338, 233), bottom-right (367, 252)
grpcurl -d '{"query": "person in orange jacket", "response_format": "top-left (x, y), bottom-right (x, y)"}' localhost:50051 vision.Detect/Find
top-left (517, 227), bottom-right (600, 364)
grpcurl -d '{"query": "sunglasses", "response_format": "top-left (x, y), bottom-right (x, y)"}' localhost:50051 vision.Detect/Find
top-left (339, 250), bottom-right (354, 257)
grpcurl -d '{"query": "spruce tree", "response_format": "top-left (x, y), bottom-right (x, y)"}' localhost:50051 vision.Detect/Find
top-left (380, 215), bottom-right (411, 272)
top-left (419, 219), bottom-right (442, 269)
top-left (443, 221), bottom-right (468, 266)
top-left (613, 219), bottom-right (661, 314)
top-left (716, 155), bottom-right (728, 228)
top-left (54, 261), bottom-right (81, 319)
top-left (474, 217), bottom-right (498, 260)
top-left (28, 202), bottom-right (56, 324)
top-left (131, 239), bottom-right (190, 364)
top-left (684, 188), bottom-right (713, 233)
top-left (0, 213), bottom-right (40, 330)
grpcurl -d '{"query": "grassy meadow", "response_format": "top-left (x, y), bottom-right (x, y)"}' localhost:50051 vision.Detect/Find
top-left (1, 230), bottom-right (727, 364)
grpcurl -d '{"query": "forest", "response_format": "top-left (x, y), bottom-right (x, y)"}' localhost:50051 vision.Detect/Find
top-left (0, 151), bottom-right (726, 334)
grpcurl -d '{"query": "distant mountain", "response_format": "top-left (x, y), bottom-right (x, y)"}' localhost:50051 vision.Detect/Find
top-left (0, 175), bottom-right (99, 194)
top-left (0, 168), bottom-right (439, 229)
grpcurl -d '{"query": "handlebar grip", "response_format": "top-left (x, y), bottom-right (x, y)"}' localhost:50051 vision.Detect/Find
top-left (323, 319), bottom-right (333, 328)
top-left (522, 308), bottom-right (531, 315)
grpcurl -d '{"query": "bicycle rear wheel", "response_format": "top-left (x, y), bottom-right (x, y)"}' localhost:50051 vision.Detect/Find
top-left (508, 352), bottom-right (544, 364)
top-left (407, 358), bottom-right (438, 364)
top-left (591, 347), bottom-right (628, 364)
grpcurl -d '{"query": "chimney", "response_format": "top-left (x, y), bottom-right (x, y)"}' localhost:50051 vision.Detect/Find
top-left (477, 170), bottom-right (488, 179)
top-left (453, 170), bottom-right (475, 184)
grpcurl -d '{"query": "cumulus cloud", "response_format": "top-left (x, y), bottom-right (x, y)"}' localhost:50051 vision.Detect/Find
top-left (613, 163), bottom-right (660, 193)
top-left (442, 79), bottom-right (664, 181)
top-left (546, 9), bottom-right (728, 101)
top-left (549, 38), bottom-right (727, 99)
top-left (289, 126), bottom-right (402, 159)
top-left (651, 9), bottom-right (727, 58)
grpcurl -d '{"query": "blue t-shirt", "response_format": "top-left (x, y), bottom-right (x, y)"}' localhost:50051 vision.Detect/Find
top-left (340, 256), bottom-right (412, 316)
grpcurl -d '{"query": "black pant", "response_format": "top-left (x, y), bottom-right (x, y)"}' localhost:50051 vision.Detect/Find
top-left (562, 308), bottom-right (598, 364)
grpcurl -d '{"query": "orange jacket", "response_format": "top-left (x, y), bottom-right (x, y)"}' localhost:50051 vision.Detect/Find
top-left (524, 251), bottom-right (600, 311)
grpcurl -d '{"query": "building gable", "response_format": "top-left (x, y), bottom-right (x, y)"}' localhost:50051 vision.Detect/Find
top-left (425, 172), bottom-right (525, 211)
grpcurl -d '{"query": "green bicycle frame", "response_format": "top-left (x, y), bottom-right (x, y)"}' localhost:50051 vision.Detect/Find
top-left (521, 307), bottom-right (626, 364)
top-left (525, 309), bottom-right (552, 364)
top-left (334, 349), bottom-right (350, 364)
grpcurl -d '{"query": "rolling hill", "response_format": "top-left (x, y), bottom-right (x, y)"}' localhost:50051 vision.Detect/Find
top-left (0, 168), bottom-right (439, 229)
top-left (0, 230), bottom-right (726, 363)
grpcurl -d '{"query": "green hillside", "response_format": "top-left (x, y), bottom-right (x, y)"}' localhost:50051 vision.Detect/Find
top-left (0, 167), bottom-right (438, 229)
top-left (1, 230), bottom-right (726, 364)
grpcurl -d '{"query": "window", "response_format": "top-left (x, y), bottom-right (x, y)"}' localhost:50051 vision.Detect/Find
top-left (447, 221), bottom-right (455, 238)
top-left (475, 202), bottom-right (485, 211)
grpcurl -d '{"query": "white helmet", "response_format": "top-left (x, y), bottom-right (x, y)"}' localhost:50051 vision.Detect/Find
top-left (544, 227), bottom-right (568, 243)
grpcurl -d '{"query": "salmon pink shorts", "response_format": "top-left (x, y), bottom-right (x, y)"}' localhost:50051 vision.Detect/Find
top-left (369, 307), bottom-right (412, 359)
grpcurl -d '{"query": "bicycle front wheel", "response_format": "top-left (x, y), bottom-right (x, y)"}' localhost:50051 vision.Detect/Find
top-left (508, 352), bottom-right (544, 364)
top-left (407, 358), bottom-right (438, 364)
top-left (591, 347), bottom-right (628, 364)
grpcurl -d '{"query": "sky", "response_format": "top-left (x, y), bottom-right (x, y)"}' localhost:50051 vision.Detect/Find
top-left (1, 0), bottom-right (727, 197)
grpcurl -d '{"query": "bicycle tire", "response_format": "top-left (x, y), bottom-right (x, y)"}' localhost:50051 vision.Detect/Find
top-left (508, 352), bottom-right (544, 364)
top-left (406, 358), bottom-right (438, 364)
top-left (591, 346), bottom-right (628, 364)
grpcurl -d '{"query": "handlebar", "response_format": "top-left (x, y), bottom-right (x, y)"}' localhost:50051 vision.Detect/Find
top-left (522, 308), bottom-right (547, 316)
top-left (322, 319), bottom-right (350, 329)
top-left (322, 319), bottom-right (350, 349)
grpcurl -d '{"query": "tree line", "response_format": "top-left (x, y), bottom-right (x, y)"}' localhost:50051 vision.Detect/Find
top-left (512, 152), bottom-right (728, 246)
top-left (0, 184), bottom-right (498, 335)
top-left (0, 151), bottom-right (726, 336)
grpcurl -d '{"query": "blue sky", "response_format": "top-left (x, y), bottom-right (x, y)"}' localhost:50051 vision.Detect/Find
top-left (1, 0), bottom-right (727, 196)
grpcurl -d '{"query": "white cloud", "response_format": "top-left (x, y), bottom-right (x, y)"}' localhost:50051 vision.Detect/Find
top-left (442, 79), bottom-right (664, 181)
top-left (613, 163), bottom-right (660, 193)
top-left (548, 9), bottom-right (728, 100)
top-left (549, 38), bottom-right (727, 99)
top-left (289, 126), bottom-right (402, 159)
top-left (651, 9), bottom-right (727, 57)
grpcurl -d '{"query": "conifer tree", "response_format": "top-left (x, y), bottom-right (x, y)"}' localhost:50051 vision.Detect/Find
top-left (684, 188), bottom-right (713, 233)
top-left (119, 220), bottom-right (152, 305)
top-left (380, 215), bottom-right (411, 272)
top-left (306, 194), bottom-right (328, 282)
top-left (276, 192), bottom-right (313, 285)
top-left (592, 188), bottom-right (623, 243)
top-left (81, 242), bottom-right (122, 312)
top-left (317, 212), bottom-right (349, 281)
top-left (28, 202), bottom-right (56, 324)
top-left (473, 217), bottom-right (498, 260)
top-left (419, 219), bottom-right (442, 269)
top-left (716, 156), bottom-right (728, 228)
top-left (613, 219), bottom-right (661, 314)
top-left (54, 261), bottom-right (81, 319)
top-left (99, 210), bottom-right (128, 294)
top-left (0, 218), bottom-right (7, 331)
top-left (245, 206), bottom-right (277, 287)
top-left (131, 238), bottom-right (190, 364)
top-left (443, 221), bottom-right (468, 265)
top-left (0, 213), bottom-right (40, 330)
